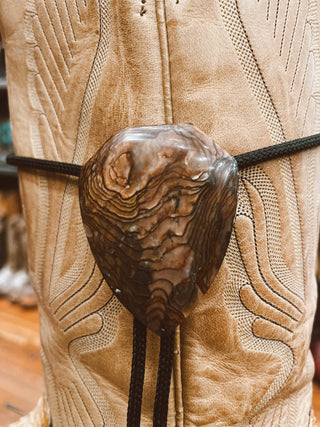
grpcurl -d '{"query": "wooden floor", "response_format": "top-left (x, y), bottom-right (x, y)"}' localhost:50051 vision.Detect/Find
top-left (1, 298), bottom-right (320, 426)
top-left (0, 299), bottom-right (44, 426)
top-left (314, 383), bottom-right (320, 424)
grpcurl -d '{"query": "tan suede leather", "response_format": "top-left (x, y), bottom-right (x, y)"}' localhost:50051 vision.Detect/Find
top-left (1, 1), bottom-right (320, 425)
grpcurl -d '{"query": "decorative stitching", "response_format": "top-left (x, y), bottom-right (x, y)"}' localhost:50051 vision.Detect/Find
top-left (309, 0), bottom-right (320, 133)
top-left (34, 65), bottom-right (63, 133)
top-left (277, 399), bottom-right (283, 425)
top-left (59, 390), bottom-right (70, 426)
top-left (49, 0), bottom-right (111, 302)
top-left (65, 295), bottom-right (120, 335)
top-left (285, 0), bottom-right (301, 71)
top-left (61, 389), bottom-right (77, 426)
top-left (53, 264), bottom-right (97, 315)
top-left (43, 0), bottom-right (71, 75)
top-left (24, 2), bottom-right (51, 294)
top-left (61, 279), bottom-right (104, 325)
top-left (302, 94), bottom-right (312, 133)
top-left (241, 171), bottom-right (304, 305)
top-left (220, 0), bottom-right (305, 291)
top-left (237, 213), bottom-right (300, 320)
top-left (49, 201), bottom-right (90, 303)
top-left (54, 0), bottom-right (73, 59)
top-left (251, 318), bottom-right (295, 363)
top-left (222, 149), bottom-right (302, 420)
top-left (32, 12), bottom-right (68, 90)
top-left (224, 0), bottom-right (288, 144)
top-left (239, 284), bottom-right (294, 333)
top-left (290, 19), bottom-right (308, 91)
top-left (279, 0), bottom-right (291, 56)
top-left (140, 0), bottom-right (147, 16)
top-left (295, 51), bottom-right (312, 116)
top-left (235, 178), bottom-right (300, 321)
top-left (75, 0), bottom-right (82, 23)
top-left (41, 349), bottom-right (63, 427)
top-left (63, 0), bottom-right (76, 42)
top-left (68, 297), bottom-right (122, 425)
top-left (226, 208), bottom-right (295, 417)
top-left (69, 339), bottom-right (106, 424)
top-left (267, 0), bottom-right (271, 21)
top-left (274, 0), bottom-right (280, 38)
top-left (35, 46), bottom-right (65, 110)
top-left (288, 156), bottom-right (306, 289)
top-left (25, 2), bottom-right (117, 424)
top-left (65, 387), bottom-right (85, 426)
top-left (73, 383), bottom-right (92, 424)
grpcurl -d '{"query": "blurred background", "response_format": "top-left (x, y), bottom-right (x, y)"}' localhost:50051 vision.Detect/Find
top-left (0, 42), bottom-right (36, 310)
top-left (0, 42), bottom-right (42, 426)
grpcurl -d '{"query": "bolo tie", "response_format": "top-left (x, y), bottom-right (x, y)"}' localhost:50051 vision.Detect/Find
top-left (6, 123), bottom-right (320, 427)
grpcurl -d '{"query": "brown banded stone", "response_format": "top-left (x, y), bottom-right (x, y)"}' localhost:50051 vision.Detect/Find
top-left (79, 124), bottom-right (238, 335)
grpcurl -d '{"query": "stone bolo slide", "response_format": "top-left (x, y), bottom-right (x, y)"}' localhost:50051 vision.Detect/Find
top-left (79, 123), bottom-right (238, 336)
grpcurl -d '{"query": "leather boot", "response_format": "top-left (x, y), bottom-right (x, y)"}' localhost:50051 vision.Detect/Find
top-left (1, 1), bottom-right (320, 425)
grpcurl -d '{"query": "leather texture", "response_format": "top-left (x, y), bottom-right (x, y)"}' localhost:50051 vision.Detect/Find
top-left (1, 0), bottom-right (320, 425)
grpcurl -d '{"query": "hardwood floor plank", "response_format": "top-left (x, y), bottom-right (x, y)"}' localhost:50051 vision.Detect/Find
top-left (0, 339), bottom-right (42, 374)
top-left (0, 299), bottom-right (44, 426)
top-left (313, 381), bottom-right (320, 423)
top-left (0, 388), bottom-right (30, 426)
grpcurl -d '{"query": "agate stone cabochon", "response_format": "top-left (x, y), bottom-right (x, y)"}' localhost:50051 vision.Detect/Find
top-left (79, 124), bottom-right (238, 335)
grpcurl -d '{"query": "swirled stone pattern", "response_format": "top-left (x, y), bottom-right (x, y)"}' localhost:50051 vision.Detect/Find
top-left (79, 124), bottom-right (238, 335)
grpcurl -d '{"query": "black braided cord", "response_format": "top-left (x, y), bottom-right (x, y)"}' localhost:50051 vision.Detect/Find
top-left (234, 132), bottom-right (320, 169)
top-left (6, 132), bottom-right (320, 176)
top-left (6, 153), bottom-right (82, 177)
top-left (153, 331), bottom-right (175, 427)
top-left (127, 318), bottom-right (147, 427)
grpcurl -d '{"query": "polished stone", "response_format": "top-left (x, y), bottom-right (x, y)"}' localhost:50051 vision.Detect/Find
top-left (79, 124), bottom-right (238, 335)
